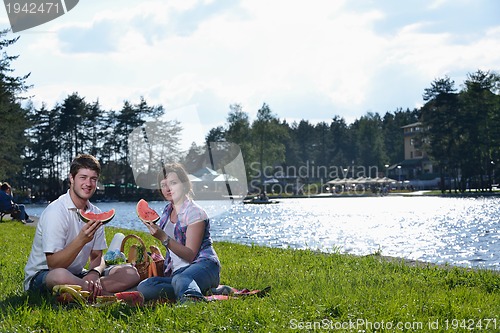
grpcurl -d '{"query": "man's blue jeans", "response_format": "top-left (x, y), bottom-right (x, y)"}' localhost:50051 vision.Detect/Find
top-left (8, 203), bottom-right (28, 221)
top-left (137, 259), bottom-right (220, 301)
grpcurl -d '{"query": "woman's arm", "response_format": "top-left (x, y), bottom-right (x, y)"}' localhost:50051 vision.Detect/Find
top-left (145, 220), bottom-right (205, 263)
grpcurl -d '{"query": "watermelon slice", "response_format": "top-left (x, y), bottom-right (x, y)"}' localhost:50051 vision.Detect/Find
top-left (136, 199), bottom-right (160, 224)
top-left (77, 209), bottom-right (115, 224)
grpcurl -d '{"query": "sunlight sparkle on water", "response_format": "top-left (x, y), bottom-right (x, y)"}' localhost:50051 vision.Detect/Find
top-left (210, 196), bottom-right (499, 269)
top-left (26, 196), bottom-right (499, 269)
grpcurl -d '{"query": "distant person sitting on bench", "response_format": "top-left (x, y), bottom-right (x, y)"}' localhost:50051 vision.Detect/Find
top-left (0, 182), bottom-right (33, 223)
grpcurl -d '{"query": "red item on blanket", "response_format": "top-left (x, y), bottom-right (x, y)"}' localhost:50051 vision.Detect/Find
top-left (115, 291), bottom-right (144, 306)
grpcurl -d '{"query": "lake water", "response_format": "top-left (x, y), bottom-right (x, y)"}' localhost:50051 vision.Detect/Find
top-left (26, 196), bottom-right (499, 270)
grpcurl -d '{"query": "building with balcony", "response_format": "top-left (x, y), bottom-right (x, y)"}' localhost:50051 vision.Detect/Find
top-left (388, 122), bottom-right (437, 189)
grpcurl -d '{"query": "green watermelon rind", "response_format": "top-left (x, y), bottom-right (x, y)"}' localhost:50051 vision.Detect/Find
top-left (136, 199), bottom-right (160, 224)
top-left (77, 209), bottom-right (115, 224)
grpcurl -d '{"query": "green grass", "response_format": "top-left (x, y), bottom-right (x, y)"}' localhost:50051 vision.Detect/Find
top-left (1, 222), bottom-right (499, 332)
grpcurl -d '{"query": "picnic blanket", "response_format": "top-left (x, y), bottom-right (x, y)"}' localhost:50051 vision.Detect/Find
top-left (205, 285), bottom-right (271, 301)
top-left (53, 284), bottom-right (271, 306)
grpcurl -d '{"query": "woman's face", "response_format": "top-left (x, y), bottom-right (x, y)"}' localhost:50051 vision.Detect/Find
top-left (160, 172), bottom-right (186, 204)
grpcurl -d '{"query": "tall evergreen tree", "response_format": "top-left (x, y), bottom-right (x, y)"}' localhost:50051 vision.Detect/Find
top-left (458, 70), bottom-right (500, 191)
top-left (251, 103), bottom-right (288, 184)
top-left (382, 108), bottom-right (419, 167)
top-left (328, 115), bottom-right (352, 167)
top-left (57, 93), bottom-right (88, 166)
top-left (420, 76), bottom-right (459, 192)
top-left (0, 30), bottom-right (31, 183)
top-left (182, 142), bottom-right (206, 173)
top-left (223, 104), bottom-right (256, 180)
top-left (313, 121), bottom-right (330, 168)
top-left (225, 104), bottom-right (254, 170)
top-left (112, 98), bottom-right (164, 187)
top-left (294, 120), bottom-right (317, 165)
top-left (283, 120), bottom-right (301, 170)
top-left (350, 112), bottom-right (387, 177)
top-left (25, 103), bottom-right (64, 199)
top-left (84, 99), bottom-right (108, 157)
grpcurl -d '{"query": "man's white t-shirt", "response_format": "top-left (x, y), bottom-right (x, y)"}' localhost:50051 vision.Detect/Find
top-left (24, 191), bottom-right (107, 290)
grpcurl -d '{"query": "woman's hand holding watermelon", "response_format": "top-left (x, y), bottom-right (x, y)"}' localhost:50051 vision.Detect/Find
top-left (136, 199), bottom-right (167, 242)
top-left (143, 220), bottom-right (168, 242)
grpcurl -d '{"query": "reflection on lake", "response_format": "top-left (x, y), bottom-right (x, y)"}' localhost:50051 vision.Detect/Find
top-left (26, 196), bottom-right (499, 269)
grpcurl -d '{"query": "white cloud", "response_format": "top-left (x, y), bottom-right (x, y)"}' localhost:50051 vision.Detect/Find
top-left (6, 0), bottom-right (500, 138)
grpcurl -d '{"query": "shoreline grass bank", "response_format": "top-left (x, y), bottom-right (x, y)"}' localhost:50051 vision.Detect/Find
top-left (0, 222), bottom-right (498, 332)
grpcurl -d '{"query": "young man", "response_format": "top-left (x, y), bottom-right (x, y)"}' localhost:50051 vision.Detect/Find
top-left (0, 182), bottom-right (33, 223)
top-left (24, 154), bottom-right (140, 299)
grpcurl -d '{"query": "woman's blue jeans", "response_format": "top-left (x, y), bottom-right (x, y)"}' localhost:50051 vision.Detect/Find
top-left (137, 259), bottom-right (220, 301)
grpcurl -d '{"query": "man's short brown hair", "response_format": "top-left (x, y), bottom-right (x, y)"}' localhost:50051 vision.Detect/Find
top-left (70, 154), bottom-right (101, 178)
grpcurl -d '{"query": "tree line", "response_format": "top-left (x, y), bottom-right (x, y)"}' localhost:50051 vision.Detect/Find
top-left (1, 31), bottom-right (499, 201)
top-left (420, 72), bottom-right (500, 193)
top-left (202, 71), bottom-right (499, 194)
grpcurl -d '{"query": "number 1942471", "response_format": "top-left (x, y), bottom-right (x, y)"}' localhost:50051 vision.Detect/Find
top-left (5, 2), bottom-right (61, 14)
top-left (444, 318), bottom-right (497, 330)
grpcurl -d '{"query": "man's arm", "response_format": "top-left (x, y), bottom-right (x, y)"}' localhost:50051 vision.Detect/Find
top-left (88, 249), bottom-right (106, 272)
top-left (45, 219), bottom-right (103, 269)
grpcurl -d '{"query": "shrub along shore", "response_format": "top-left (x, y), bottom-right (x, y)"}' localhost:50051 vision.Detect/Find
top-left (0, 221), bottom-right (498, 332)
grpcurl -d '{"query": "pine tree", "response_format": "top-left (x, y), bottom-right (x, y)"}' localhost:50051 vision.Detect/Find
top-left (0, 29), bottom-right (31, 183)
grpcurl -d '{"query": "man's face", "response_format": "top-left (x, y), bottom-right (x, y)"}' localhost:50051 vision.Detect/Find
top-left (70, 168), bottom-right (99, 201)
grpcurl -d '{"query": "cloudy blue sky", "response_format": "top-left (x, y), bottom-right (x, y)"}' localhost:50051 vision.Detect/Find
top-left (2, 0), bottom-right (499, 148)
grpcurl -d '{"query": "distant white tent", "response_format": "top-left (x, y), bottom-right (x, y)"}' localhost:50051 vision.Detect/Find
top-left (327, 178), bottom-right (355, 184)
top-left (327, 178), bottom-right (343, 185)
top-left (192, 167), bottom-right (219, 178)
top-left (213, 174), bottom-right (239, 182)
top-left (328, 177), bottom-right (397, 185)
top-left (376, 177), bottom-right (397, 183)
top-left (188, 174), bottom-right (202, 182)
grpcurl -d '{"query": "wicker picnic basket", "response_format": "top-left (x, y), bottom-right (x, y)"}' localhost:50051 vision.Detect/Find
top-left (120, 234), bottom-right (164, 280)
top-left (149, 245), bottom-right (165, 277)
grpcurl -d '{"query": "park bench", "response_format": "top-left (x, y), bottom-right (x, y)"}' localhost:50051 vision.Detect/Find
top-left (0, 210), bottom-right (11, 221)
top-left (0, 208), bottom-right (20, 221)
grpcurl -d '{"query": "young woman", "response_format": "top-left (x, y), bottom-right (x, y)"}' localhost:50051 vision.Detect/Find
top-left (137, 163), bottom-right (220, 303)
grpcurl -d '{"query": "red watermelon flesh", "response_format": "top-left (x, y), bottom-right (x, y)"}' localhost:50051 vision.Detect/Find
top-left (136, 199), bottom-right (160, 223)
top-left (77, 209), bottom-right (115, 224)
